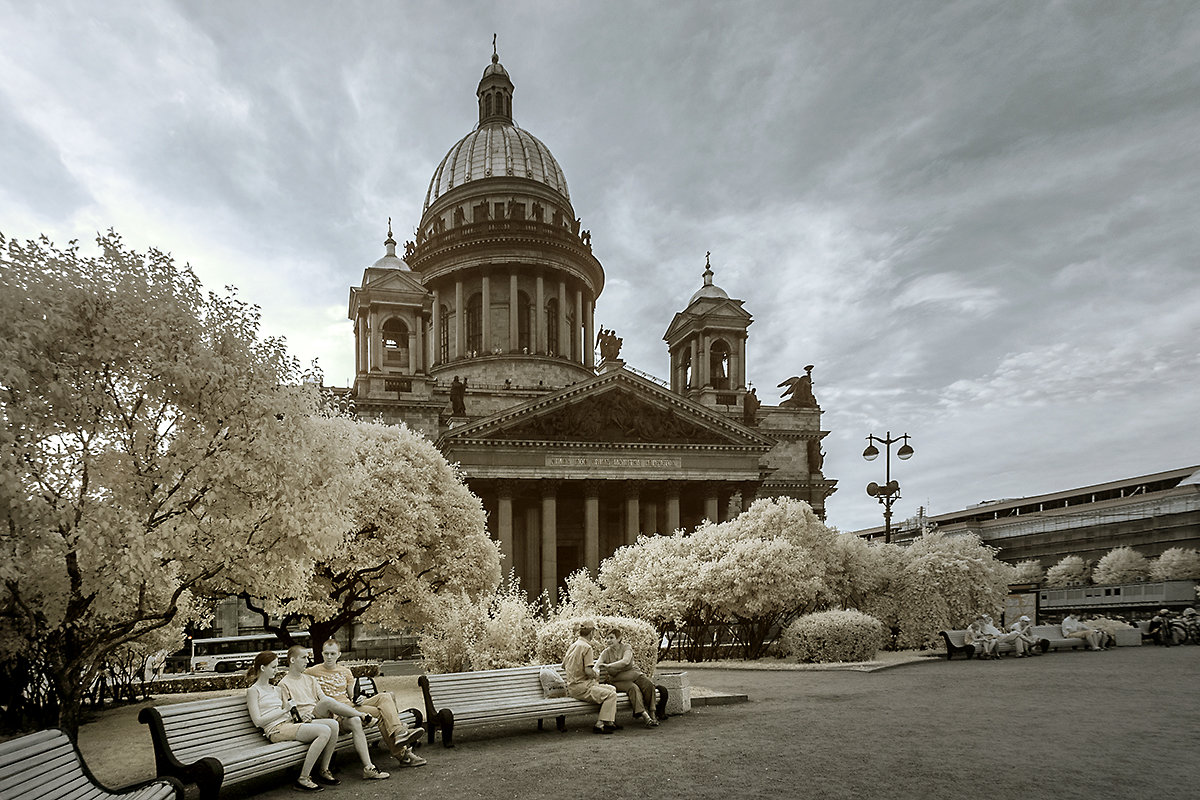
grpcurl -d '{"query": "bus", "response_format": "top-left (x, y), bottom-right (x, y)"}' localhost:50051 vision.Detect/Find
top-left (189, 631), bottom-right (312, 673)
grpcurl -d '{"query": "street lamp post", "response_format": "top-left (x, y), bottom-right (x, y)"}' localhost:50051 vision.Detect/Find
top-left (862, 431), bottom-right (914, 544)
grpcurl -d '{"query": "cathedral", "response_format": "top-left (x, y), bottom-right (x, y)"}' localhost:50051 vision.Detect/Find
top-left (345, 49), bottom-right (836, 598)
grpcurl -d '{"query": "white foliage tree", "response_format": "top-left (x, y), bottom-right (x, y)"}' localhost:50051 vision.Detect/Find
top-left (1090, 546), bottom-right (1150, 585)
top-left (1045, 554), bottom-right (1089, 588)
top-left (1149, 547), bottom-right (1200, 581)
top-left (0, 232), bottom-right (350, 735)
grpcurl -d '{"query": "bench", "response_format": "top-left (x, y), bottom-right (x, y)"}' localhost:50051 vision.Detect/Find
top-left (0, 728), bottom-right (183, 800)
top-left (137, 693), bottom-right (422, 799)
top-left (418, 664), bottom-right (667, 746)
top-left (940, 625), bottom-right (1101, 659)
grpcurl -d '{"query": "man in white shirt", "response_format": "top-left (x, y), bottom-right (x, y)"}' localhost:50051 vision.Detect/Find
top-left (562, 621), bottom-right (620, 734)
top-left (1061, 614), bottom-right (1105, 651)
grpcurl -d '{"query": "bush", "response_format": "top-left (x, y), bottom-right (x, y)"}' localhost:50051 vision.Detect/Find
top-left (535, 616), bottom-right (659, 675)
top-left (418, 574), bottom-right (545, 673)
top-left (781, 610), bottom-right (883, 663)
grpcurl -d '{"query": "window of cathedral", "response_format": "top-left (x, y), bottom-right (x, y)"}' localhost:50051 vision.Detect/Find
top-left (466, 293), bottom-right (483, 354)
top-left (485, 94), bottom-right (493, 117)
top-left (494, 202), bottom-right (505, 219)
top-left (473, 202), bottom-right (488, 222)
top-left (710, 338), bottom-right (731, 390)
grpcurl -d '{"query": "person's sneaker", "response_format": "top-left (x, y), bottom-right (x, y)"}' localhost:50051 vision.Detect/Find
top-left (294, 776), bottom-right (324, 792)
top-left (362, 765), bottom-right (390, 780)
top-left (399, 751), bottom-right (428, 767)
top-left (312, 770), bottom-right (340, 786)
top-left (394, 728), bottom-right (424, 749)
top-left (593, 724), bottom-right (614, 734)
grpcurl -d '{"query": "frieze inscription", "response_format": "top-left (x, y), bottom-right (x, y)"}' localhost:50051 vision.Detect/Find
top-left (546, 456), bottom-right (682, 469)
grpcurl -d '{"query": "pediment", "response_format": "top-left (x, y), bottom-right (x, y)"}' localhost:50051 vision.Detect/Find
top-left (442, 369), bottom-right (772, 448)
top-left (664, 299), bottom-right (751, 339)
top-left (361, 269), bottom-right (428, 295)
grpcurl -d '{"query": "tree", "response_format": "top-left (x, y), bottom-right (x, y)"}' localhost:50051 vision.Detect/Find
top-left (0, 232), bottom-right (349, 736)
top-left (1149, 547), bottom-right (1200, 581)
top-left (1012, 559), bottom-right (1046, 585)
top-left (1044, 555), bottom-right (1089, 588)
top-left (1091, 546), bottom-right (1149, 585)
top-left (259, 416), bottom-right (502, 648)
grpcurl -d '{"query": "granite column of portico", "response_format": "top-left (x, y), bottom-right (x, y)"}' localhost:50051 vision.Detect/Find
top-left (497, 481), bottom-right (514, 569)
top-left (665, 483), bottom-right (681, 533)
top-left (541, 481), bottom-right (559, 600)
top-left (624, 481), bottom-right (641, 546)
top-left (584, 480), bottom-right (601, 574)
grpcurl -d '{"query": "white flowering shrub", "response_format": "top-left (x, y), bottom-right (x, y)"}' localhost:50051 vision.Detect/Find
top-left (1149, 547), bottom-right (1200, 581)
top-left (1091, 547), bottom-right (1150, 585)
top-left (535, 616), bottom-right (659, 674)
top-left (1045, 555), bottom-right (1089, 587)
top-left (782, 610), bottom-right (883, 663)
top-left (419, 573), bottom-right (544, 673)
top-left (1012, 560), bottom-right (1045, 585)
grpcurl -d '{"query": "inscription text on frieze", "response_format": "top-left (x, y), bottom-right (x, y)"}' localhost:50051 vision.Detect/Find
top-left (546, 456), bottom-right (682, 469)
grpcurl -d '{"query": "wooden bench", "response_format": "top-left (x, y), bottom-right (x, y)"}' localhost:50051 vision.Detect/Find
top-left (137, 693), bottom-right (422, 799)
top-left (418, 664), bottom-right (667, 746)
top-left (0, 728), bottom-right (183, 800)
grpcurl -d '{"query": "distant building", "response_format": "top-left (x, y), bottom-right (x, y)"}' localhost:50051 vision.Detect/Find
top-left (855, 465), bottom-right (1200, 566)
top-left (340, 50), bottom-right (836, 598)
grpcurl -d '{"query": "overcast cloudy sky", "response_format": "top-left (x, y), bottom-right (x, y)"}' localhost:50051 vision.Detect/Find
top-left (3, 1), bottom-right (1198, 532)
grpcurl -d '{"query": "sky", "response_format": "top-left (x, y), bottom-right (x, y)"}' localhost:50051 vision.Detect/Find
top-left (2, 1), bottom-right (1199, 533)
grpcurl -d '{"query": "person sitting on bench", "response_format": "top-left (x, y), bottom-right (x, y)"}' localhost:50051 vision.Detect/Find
top-left (597, 629), bottom-right (659, 727)
top-left (245, 650), bottom-right (341, 792)
top-left (305, 639), bottom-right (425, 767)
top-left (279, 645), bottom-right (391, 781)
top-left (563, 621), bottom-right (621, 734)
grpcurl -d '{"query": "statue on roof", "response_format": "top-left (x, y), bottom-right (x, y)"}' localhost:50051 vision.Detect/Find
top-left (450, 376), bottom-right (467, 416)
top-left (742, 386), bottom-right (760, 426)
top-left (596, 328), bottom-right (623, 361)
top-left (778, 365), bottom-right (818, 408)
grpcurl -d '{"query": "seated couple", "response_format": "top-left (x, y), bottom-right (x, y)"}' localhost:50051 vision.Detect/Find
top-left (562, 621), bottom-right (660, 734)
top-left (245, 641), bottom-right (425, 792)
top-left (965, 614), bottom-right (1037, 658)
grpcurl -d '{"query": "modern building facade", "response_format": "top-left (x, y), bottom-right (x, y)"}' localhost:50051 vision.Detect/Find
top-left (856, 465), bottom-right (1200, 566)
top-left (343, 50), bottom-right (836, 597)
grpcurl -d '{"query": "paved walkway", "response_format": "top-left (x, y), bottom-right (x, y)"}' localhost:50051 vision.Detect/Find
top-left (214, 646), bottom-right (1197, 800)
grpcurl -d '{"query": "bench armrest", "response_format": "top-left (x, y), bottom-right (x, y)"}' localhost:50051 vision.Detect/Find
top-left (137, 706), bottom-right (225, 800)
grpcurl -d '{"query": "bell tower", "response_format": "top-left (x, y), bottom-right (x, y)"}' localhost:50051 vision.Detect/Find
top-left (663, 253), bottom-right (752, 412)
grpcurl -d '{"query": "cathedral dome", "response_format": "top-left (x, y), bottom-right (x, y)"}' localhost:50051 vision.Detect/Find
top-left (423, 49), bottom-right (570, 211)
top-left (423, 124), bottom-right (570, 210)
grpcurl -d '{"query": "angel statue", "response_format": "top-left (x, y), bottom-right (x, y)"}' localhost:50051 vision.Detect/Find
top-left (778, 364), bottom-right (818, 408)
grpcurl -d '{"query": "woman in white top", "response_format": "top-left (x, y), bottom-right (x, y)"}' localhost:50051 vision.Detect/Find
top-left (245, 650), bottom-right (340, 792)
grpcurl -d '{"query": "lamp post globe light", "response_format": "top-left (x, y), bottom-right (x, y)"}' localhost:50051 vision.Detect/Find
top-left (862, 431), bottom-right (914, 544)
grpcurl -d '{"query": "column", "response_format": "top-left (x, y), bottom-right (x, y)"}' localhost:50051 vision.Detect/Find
top-left (729, 348), bottom-right (740, 390)
top-left (497, 481), bottom-right (514, 571)
top-left (481, 274), bottom-right (491, 353)
top-left (704, 485), bottom-right (720, 523)
top-left (557, 279), bottom-right (568, 358)
top-left (665, 485), bottom-right (681, 533)
top-left (641, 496), bottom-right (657, 536)
top-left (414, 313), bottom-right (425, 373)
top-left (509, 270), bottom-right (519, 352)
top-left (584, 480), bottom-right (600, 574)
top-left (454, 278), bottom-right (464, 358)
top-left (700, 332), bottom-right (710, 387)
top-left (541, 484), bottom-right (558, 600)
top-left (368, 309), bottom-right (381, 371)
top-left (535, 273), bottom-right (545, 354)
top-left (524, 505), bottom-right (540, 592)
top-left (741, 481), bottom-right (758, 514)
top-left (583, 291), bottom-right (595, 370)
top-left (431, 289), bottom-right (441, 367)
top-left (624, 482), bottom-right (640, 547)
top-left (356, 312), bottom-right (368, 375)
top-left (573, 285), bottom-right (583, 363)
top-left (687, 339), bottom-right (697, 389)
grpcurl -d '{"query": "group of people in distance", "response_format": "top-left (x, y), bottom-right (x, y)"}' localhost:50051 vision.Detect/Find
top-left (245, 640), bottom-right (425, 793)
top-left (965, 612), bottom-right (1110, 659)
top-left (562, 621), bottom-right (660, 734)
